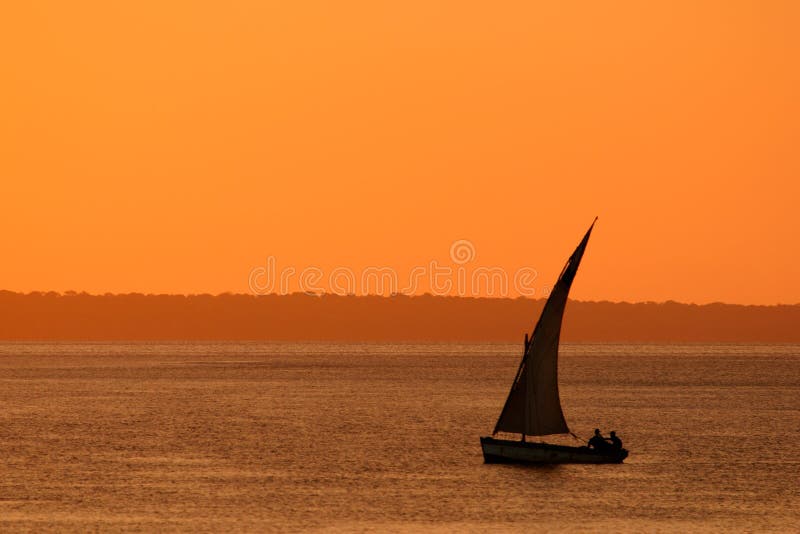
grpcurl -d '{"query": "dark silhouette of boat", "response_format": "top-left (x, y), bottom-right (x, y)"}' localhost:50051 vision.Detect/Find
top-left (480, 218), bottom-right (629, 464)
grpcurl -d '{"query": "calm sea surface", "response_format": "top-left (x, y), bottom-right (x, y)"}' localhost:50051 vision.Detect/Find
top-left (0, 343), bottom-right (798, 532)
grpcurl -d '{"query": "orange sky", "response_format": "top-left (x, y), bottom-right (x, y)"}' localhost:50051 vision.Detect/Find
top-left (1, 1), bottom-right (798, 304)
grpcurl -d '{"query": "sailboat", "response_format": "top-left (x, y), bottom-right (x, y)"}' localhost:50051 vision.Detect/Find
top-left (480, 219), bottom-right (629, 464)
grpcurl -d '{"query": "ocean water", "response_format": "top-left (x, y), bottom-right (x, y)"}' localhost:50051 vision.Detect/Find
top-left (0, 343), bottom-right (797, 532)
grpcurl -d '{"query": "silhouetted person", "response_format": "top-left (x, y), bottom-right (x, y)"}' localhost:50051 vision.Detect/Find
top-left (588, 428), bottom-right (609, 452)
top-left (608, 430), bottom-right (622, 451)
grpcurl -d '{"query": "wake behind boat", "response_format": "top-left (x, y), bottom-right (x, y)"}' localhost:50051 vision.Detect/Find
top-left (480, 219), bottom-right (629, 465)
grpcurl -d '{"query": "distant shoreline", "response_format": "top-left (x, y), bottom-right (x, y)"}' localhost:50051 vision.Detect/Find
top-left (1, 291), bottom-right (798, 342)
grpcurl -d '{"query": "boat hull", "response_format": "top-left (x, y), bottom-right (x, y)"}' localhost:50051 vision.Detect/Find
top-left (480, 437), bottom-right (628, 464)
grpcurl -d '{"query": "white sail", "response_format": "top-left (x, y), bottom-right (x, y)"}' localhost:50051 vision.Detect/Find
top-left (493, 220), bottom-right (596, 436)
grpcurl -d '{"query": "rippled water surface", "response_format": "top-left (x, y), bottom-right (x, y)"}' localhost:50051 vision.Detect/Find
top-left (0, 343), bottom-right (798, 532)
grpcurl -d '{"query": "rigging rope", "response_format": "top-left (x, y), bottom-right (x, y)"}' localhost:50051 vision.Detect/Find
top-left (569, 431), bottom-right (586, 443)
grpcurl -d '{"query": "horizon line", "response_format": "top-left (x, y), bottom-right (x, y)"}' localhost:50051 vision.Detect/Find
top-left (2, 289), bottom-right (798, 308)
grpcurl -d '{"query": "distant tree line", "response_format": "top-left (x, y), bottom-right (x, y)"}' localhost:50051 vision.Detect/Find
top-left (0, 290), bottom-right (798, 342)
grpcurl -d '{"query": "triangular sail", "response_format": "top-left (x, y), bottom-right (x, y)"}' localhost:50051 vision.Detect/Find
top-left (493, 219), bottom-right (596, 437)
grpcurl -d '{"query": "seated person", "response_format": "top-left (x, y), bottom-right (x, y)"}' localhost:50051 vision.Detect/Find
top-left (608, 431), bottom-right (623, 451)
top-left (587, 428), bottom-right (609, 452)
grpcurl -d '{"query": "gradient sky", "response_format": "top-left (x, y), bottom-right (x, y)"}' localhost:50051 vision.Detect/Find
top-left (2, 1), bottom-right (798, 304)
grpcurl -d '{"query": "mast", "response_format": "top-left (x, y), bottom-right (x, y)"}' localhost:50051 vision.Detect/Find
top-left (493, 218), bottom-right (597, 437)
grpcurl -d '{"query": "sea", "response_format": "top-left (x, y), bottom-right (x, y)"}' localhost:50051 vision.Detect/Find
top-left (0, 342), bottom-right (797, 532)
